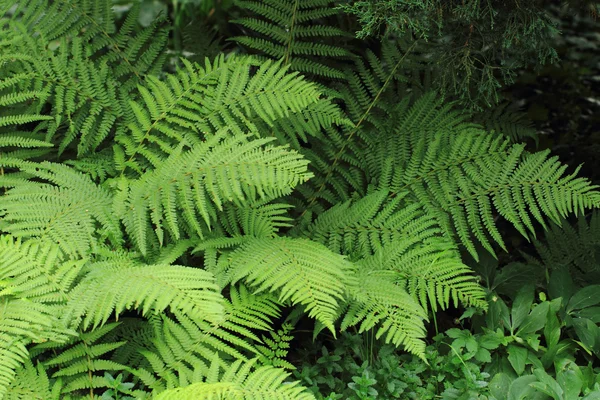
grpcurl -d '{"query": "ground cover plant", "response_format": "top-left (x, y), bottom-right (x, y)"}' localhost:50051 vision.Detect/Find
top-left (1, 0), bottom-right (600, 399)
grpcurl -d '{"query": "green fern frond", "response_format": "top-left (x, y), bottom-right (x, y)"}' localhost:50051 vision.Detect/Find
top-left (0, 235), bottom-right (80, 397)
top-left (32, 323), bottom-right (128, 397)
top-left (118, 56), bottom-right (326, 174)
top-left (231, 0), bottom-right (351, 79)
top-left (4, 1), bottom-right (168, 88)
top-left (0, 36), bottom-right (126, 155)
top-left (0, 340), bottom-right (29, 400)
top-left (0, 301), bottom-right (71, 397)
top-left (134, 288), bottom-right (281, 391)
top-left (223, 237), bottom-right (355, 330)
top-left (296, 44), bottom-right (423, 214)
top-left (341, 265), bottom-right (428, 356)
top-left (154, 357), bottom-right (315, 400)
top-left (64, 260), bottom-right (225, 331)
top-left (120, 130), bottom-right (311, 255)
top-left (218, 202), bottom-right (294, 239)
top-left (256, 323), bottom-right (295, 370)
top-left (304, 190), bottom-right (442, 259)
top-left (5, 360), bottom-right (60, 400)
top-left (0, 235), bottom-right (83, 304)
top-left (0, 162), bottom-right (122, 256)
top-left (377, 240), bottom-right (488, 311)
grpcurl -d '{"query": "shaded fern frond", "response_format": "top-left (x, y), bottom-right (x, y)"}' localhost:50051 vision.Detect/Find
top-left (341, 265), bottom-right (428, 356)
top-left (231, 0), bottom-right (351, 79)
top-left (5, 1), bottom-right (168, 90)
top-left (295, 44), bottom-right (426, 214)
top-left (528, 211), bottom-right (600, 284)
top-left (473, 101), bottom-right (538, 143)
top-left (223, 237), bottom-right (355, 330)
top-left (1, 2), bottom-right (168, 155)
top-left (0, 36), bottom-right (126, 155)
top-left (5, 360), bottom-right (60, 400)
top-left (32, 323), bottom-right (128, 397)
top-left (154, 357), bottom-right (315, 400)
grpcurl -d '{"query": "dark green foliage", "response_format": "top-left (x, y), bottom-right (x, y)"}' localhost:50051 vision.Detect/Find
top-left (231, 0), bottom-right (352, 79)
top-left (339, 0), bottom-right (600, 108)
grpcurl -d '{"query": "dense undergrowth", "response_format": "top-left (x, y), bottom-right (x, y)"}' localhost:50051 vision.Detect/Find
top-left (1, 0), bottom-right (600, 399)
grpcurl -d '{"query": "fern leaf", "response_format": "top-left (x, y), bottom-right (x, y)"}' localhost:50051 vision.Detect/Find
top-left (154, 358), bottom-right (315, 400)
top-left (5, 360), bottom-right (60, 400)
top-left (342, 266), bottom-right (428, 356)
top-left (231, 0), bottom-right (350, 79)
top-left (0, 162), bottom-right (122, 257)
top-left (118, 56), bottom-right (327, 174)
top-left (64, 260), bottom-right (225, 331)
top-left (121, 131), bottom-right (312, 255)
top-left (223, 237), bottom-right (354, 331)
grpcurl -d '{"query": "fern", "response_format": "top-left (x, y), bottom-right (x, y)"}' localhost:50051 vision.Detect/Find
top-left (34, 323), bottom-right (129, 396)
top-left (0, 236), bottom-right (77, 398)
top-left (231, 0), bottom-right (351, 79)
top-left (1, 1), bottom-right (599, 398)
top-left (525, 211), bottom-right (600, 285)
top-left (0, 1), bottom-right (168, 156)
top-left (222, 237), bottom-right (354, 331)
top-left (473, 101), bottom-right (538, 143)
top-left (119, 130), bottom-right (312, 255)
top-left (5, 360), bottom-right (61, 400)
top-left (64, 259), bottom-right (225, 331)
top-left (117, 55), bottom-right (333, 175)
top-left (0, 162), bottom-right (122, 257)
top-left (154, 357), bottom-right (315, 400)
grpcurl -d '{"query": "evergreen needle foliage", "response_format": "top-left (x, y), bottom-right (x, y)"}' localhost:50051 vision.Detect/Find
top-left (0, 0), bottom-right (598, 398)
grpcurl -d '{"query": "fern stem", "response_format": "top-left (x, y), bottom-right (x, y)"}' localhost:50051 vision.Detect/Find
top-left (283, 0), bottom-right (300, 66)
top-left (302, 40), bottom-right (418, 215)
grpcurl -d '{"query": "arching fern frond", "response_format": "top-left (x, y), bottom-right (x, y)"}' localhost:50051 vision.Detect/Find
top-left (133, 287), bottom-right (281, 391)
top-left (119, 131), bottom-right (312, 255)
top-left (0, 236), bottom-right (78, 397)
top-left (154, 357), bottom-right (315, 400)
top-left (231, 0), bottom-right (351, 79)
top-left (363, 94), bottom-right (600, 258)
top-left (117, 56), bottom-right (329, 174)
top-left (303, 190), bottom-right (442, 259)
top-left (64, 259), bottom-right (225, 331)
top-left (341, 264), bottom-right (428, 356)
top-left (222, 237), bottom-right (355, 331)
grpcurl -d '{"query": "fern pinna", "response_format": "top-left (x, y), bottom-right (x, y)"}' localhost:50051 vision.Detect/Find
top-left (0, 0), bottom-right (598, 399)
